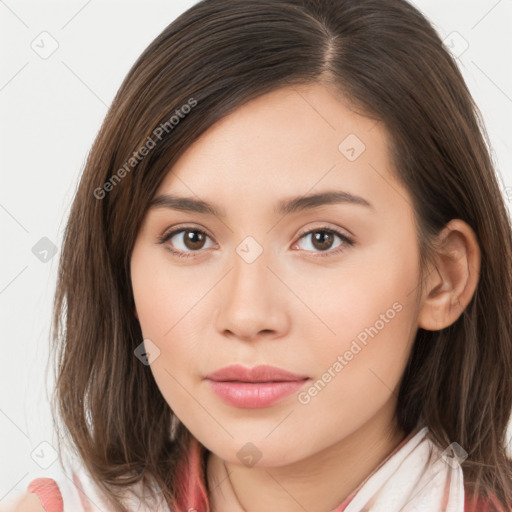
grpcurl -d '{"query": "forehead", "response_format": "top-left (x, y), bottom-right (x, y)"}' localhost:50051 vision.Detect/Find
top-left (155, 83), bottom-right (408, 217)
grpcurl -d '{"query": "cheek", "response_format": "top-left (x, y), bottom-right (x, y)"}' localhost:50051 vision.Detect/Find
top-left (131, 243), bottom-right (209, 342)
top-left (290, 234), bottom-right (420, 354)
top-left (132, 277), bottom-right (205, 382)
top-left (297, 241), bottom-right (420, 421)
top-left (130, 245), bottom-right (213, 407)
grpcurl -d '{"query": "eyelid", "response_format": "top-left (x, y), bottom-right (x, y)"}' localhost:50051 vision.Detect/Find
top-left (158, 223), bottom-right (215, 242)
top-left (294, 221), bottom-right (353, 240)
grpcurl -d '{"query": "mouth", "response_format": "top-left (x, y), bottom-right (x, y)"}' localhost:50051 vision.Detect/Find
top-left (204, 364), bottom-right (310, 408)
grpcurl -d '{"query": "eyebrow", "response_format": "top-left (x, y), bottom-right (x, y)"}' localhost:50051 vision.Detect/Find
top-left (149, 190), bottom-right (373, 218)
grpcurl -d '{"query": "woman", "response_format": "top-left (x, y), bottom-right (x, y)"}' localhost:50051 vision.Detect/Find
top-left (11, 0), bottom-right (512, 510)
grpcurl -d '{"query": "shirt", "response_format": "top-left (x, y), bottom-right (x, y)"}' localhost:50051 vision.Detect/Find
top-left (25, 433), bottom-right (507, 512)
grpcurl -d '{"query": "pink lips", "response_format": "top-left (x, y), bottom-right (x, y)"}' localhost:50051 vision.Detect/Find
top-left (204, 364), bottom-right (310, 408)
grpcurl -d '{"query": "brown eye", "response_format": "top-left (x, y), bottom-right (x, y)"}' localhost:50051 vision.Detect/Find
top-left (294, 227), bottom-right (354, 257)
top-left (310, 231), bottom-right (335, 251)
top-left (182, 230), bottom-right (207, 250)
top-left (159, 228), bottom-right (215, 258)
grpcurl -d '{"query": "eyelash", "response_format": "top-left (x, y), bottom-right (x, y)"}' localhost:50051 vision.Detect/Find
top-left (157, 226), bottom-right (355, 259)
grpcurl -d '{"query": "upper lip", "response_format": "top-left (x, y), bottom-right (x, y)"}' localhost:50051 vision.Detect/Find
top-left (204, 364), bottom-right (309, 383)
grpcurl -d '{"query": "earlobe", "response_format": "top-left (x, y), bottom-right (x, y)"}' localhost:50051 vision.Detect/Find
top-left (417, 219), bottom-right (481, 331)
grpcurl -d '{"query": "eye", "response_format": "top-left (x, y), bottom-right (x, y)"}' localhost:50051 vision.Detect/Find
top-left (293, 227), bottom-right (354, 257)
top-left (157, 227), bottom-right (215, 258)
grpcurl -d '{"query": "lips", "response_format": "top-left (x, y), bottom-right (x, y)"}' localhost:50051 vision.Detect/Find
top-left (204, 364), bottom-right (310, 408)
top-left (204, 364), bottom-right (309, 383)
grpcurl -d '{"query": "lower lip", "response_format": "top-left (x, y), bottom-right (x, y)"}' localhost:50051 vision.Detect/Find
top-left (206, 379), bottom-right (309, 408)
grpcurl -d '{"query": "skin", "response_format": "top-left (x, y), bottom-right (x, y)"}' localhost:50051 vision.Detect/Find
top-left (128, 82), bottom-right (480, 512)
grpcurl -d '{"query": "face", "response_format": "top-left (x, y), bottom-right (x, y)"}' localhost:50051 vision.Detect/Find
top-left (130, 82), bottom-right (423, 467)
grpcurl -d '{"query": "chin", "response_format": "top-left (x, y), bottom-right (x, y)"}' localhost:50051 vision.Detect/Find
top-left (205, 437), bottom-right (309, 468)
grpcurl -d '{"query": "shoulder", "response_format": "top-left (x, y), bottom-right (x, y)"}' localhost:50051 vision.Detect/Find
top-left (8, 468), bottom-right (92, 512)
top-left (20, 468), bottom-right (104, 512)
top-left (13, 469), bottom-right (172, 512)
top-left (8, 478), bottom-right (62, 512)
top-left (5, 493), bottom-right (45, 512)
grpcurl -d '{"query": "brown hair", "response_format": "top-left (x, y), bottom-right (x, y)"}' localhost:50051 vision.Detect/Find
top-left (50, 0), bottom-right (512, 510)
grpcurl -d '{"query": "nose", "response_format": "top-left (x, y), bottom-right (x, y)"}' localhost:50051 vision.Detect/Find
top-left (214, 245), bottom-right (291, 343)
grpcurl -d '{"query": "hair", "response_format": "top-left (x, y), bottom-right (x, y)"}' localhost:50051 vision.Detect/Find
top-left (48, 0), bottom-right (512, 510)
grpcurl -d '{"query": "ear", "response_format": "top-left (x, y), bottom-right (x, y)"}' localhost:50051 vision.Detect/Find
top-left (417, 219), bottom-right (481, 331)
top-left (134, 307), bottom-right (139, 320)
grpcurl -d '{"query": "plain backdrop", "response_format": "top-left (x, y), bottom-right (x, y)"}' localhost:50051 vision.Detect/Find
top-left (1, 0), bottom-right (511, 507)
